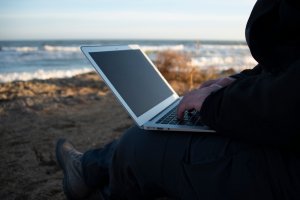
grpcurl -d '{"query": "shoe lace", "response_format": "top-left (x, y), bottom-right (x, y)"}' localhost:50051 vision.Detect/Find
top-left (69, 149), bottom-right (83, 169)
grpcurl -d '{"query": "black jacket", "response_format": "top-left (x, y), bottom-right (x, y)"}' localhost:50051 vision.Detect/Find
top-left (201, 0), bottom-right (300, 147)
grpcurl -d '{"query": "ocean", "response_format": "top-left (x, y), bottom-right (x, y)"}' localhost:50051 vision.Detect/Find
top-left (0, 40), bottom-right (257, 83)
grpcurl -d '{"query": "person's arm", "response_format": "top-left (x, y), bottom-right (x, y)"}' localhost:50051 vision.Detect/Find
top-left (177, 77), bottom-right (235, 119)
top-left (176, 65), bottom-right (263, 119)
top-left (200, 59), bottom-right (300, 146)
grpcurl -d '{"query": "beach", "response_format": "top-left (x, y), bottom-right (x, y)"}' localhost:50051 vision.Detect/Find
top-left (0, 72), bottom-right (134, 199)
top-left (0, 70), bottom-right (201, 199)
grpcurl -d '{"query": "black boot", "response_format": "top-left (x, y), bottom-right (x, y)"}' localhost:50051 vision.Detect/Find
top-left (56, 139), bottom-right (104, 200)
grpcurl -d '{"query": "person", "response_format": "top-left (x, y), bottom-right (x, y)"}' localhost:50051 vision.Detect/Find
top-left (56, 0), bottom-right (300, 199)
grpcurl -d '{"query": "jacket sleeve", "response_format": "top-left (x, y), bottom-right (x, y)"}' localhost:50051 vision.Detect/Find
top-left (200, 59), bottom-right (300, 146)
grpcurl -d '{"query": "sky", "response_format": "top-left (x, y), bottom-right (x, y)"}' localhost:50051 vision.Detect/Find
top-left (0, 0), bottom-right (257, 41)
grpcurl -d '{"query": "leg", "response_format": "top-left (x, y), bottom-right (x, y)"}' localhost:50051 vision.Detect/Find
top-left (78, 126), bottom-right (195, 199)
top-left (108, 126), bottom-right (299, 200)
top-left (81, 141), bottom-right (119, 190)
top-left (81, 126), bottom-right (179, 199)
top-left (57, 126), bottom-right (300, 200)
top-left (109, 126), bottom-right (187, 199)
top-left (107, 126), bottom-right (253, 200)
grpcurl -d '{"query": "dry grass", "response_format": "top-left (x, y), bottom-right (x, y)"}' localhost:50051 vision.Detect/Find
top-left (154, 50), bottom-right (236, 95)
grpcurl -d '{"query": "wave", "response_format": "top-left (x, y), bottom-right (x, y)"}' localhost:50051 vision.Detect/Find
top-left (1, 45), bottom-right (80, 53)
top-left (140, 45), bottom-right (184, 52)
top-left (43, 45), bottom-right (80, 52)
top-left (0, 41), bottom-right (257, 83)
top-left (2, 46), bottom-right (39, 53)
top-left (199, 44), bottom-right (249, 50)
top-left (190, 55), bottom-right (257, 71)
top-left (1, 44), bottom-right (184, 54)
top-left (0, 68), bottom-right (93, 83)
top-left (1, 44), bottom-right (248, 54)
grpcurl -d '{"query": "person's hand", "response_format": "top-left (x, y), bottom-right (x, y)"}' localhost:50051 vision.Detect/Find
top-left (176, 77), bottom-right (236, 119)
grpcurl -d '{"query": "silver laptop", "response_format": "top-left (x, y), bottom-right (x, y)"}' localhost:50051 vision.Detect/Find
top-left (81, 45), bottom-right (214, 132)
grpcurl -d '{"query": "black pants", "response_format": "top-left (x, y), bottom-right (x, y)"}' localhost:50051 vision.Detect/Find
top-left (81, 126), bottom-right (300, 200)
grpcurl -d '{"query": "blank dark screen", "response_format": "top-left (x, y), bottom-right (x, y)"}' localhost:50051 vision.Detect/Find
top-left (90, 50), bottom-right (173, 117)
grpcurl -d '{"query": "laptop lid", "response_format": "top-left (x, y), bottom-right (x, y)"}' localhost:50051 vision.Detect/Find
top-left (81, 45), bottom-right (179, 126)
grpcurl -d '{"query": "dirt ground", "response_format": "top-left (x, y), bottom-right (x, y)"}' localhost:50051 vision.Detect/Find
top-left (0, 72), bottom-right (135, 199)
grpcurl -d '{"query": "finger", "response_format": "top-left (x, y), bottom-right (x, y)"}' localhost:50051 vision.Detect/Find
top-left (177, 100), bottom-right (198, 119)
top-left (177, 100), bottom-right (187, 119)
top-left (177, 91), bottom-right (195, 118)
top-left (177, 98), bottom-right (191, 119)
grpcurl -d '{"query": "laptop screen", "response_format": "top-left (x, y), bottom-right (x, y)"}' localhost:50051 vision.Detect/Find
top-left (89, 49), bottom-right (174, 117)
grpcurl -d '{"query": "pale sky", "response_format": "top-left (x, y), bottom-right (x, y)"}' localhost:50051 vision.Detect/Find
top-left (0, 0), bottom-right (257, 41)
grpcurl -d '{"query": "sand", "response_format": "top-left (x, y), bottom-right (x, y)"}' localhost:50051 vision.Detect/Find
top-left (0, 72), bottom-right (135, 199)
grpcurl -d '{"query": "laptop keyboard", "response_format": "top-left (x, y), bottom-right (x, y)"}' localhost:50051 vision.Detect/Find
top-left (156, 107), bottom-right (204, 126)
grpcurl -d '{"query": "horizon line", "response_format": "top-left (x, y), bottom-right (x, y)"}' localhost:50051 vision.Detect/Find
top-left (0, 38), bottom-right (247, 42)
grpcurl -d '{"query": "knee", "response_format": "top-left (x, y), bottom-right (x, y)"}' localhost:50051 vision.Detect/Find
top-left (118, 125), bottom-right (142, 146)
top-left (113, 125), bottom-right (143, 160)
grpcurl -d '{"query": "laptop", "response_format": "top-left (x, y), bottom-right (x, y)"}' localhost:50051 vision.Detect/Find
top-left (81, 44), bottom-right (214, 132)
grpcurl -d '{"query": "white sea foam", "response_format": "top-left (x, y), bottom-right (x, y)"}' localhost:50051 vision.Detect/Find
top-left (1, 45), bottom-right (80, 53)
top-left (2, 46), bottom-right (39, 52)
top-left (140, 45), bottom-right (184, 52)
top-left (0, 68), bottom-right (93, 83)
top-left (2, 44), bottom-right (184, 53)
top-left (43, 45), bottom-right (80, 52)
top-left (190, 55), bottom-right (257, 71)
top-left (199, 44), bottom-right (249, 50)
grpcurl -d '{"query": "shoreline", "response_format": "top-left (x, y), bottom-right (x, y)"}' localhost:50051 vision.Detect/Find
top-left (0, 40), bottom-right (256, 84)
top-left (0, 68), bottom-right (94, 83)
